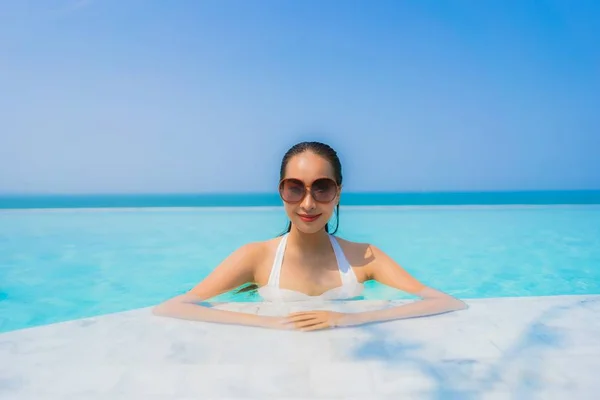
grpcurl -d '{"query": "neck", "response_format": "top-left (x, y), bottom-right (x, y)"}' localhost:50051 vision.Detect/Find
top-left (286, 225), bottom-right (331, 253)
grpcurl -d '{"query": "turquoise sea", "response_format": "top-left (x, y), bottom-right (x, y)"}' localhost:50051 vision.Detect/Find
top-left (1, 190), bottom-right (600, 333)
top-left (2, 190), bottom-right (600, 209)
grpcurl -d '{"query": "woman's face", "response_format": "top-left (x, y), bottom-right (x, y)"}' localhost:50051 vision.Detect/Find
top-left (280, 151), bottom-right (340, 234)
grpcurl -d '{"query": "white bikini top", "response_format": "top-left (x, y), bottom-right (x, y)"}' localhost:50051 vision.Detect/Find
top-left (257, 233), bottom-right (364, 302)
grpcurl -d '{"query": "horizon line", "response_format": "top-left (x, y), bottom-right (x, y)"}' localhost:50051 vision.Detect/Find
top-left (1, 188), bottom-right (600, 197)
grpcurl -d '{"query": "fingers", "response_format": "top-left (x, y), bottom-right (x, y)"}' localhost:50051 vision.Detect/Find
top-left (285, 316), bottom-right (322, 329)
top-left (284, 312), bottom-right (332, 331)
top-left (287, 311), bottom-right (321, 317)
top-left (286, 312), bottom-right (320, 322)
top-left (280, 311), bottom-right (338, 332)
top-left (293, 319), bottom-right (329, 331)
top-left (299, 322), bottom-right (331, 332)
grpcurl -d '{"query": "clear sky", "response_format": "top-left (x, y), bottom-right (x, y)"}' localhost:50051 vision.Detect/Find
top-left (1, 0), bottom-right (599, 194)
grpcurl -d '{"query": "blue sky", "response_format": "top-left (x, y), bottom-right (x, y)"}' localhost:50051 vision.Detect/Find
top-left (1, 0), bottom-right (599, 194)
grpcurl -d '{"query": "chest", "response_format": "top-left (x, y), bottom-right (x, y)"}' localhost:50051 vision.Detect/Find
top-left (265, 251), bottom-right (345, 296)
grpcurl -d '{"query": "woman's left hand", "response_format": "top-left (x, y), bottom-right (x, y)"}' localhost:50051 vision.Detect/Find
top-left (285, 311), bottom-right (351, 331)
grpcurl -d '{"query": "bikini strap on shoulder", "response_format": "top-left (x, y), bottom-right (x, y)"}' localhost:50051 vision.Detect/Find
top-left (267, 233), bottom-right (288, 287)
top-left (328, 234), bottom-right (357, 284)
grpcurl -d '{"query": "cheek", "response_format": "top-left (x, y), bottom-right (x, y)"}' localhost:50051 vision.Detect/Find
top-left (283, 202), bottom-right (296, 217)
top-left (323, 203), bottom-right (337, 216)
top-left (316, 200), bottom-right (336, 216)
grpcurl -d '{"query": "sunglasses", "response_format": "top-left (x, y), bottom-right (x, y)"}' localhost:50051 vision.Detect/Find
top-left (279, 178), bottom-right (339, 204)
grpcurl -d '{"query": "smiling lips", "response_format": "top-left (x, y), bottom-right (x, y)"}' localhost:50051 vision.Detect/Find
top-left (298, 213), bottom-right (321, 222)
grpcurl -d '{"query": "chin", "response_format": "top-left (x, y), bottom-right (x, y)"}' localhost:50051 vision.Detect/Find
top-left (298, 227), bottom-right (327, 235)
top-left (293, 219), bottom-right (329, 234)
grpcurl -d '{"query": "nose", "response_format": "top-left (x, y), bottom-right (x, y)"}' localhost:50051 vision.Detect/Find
top-left (300, 190), bottom-right (316, 210)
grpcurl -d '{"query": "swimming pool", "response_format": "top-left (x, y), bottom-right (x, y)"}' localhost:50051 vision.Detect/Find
top-left (1, 205), bottom-right (600, 333)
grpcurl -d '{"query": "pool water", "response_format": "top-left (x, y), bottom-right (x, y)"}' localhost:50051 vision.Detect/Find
top-left (1, 205), bottom-right (600, 333)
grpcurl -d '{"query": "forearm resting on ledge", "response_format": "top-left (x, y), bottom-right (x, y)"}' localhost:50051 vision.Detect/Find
top-left (152, 293), bottom-right (274, 328)
top-left (346, 290), bottom-right (467, 326)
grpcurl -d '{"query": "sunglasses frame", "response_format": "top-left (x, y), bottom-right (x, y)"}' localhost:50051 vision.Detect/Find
top-left (278, 177), bottom-right (340, 204)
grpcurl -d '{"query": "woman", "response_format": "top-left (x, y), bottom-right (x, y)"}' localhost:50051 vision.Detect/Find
top-left (153, 141), bottom-right (467, 331)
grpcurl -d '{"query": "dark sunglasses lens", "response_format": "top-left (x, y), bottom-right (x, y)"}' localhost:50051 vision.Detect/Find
top-left (280, 179), bottom-right (305, 202)
top-left (311, 179), bottom-right (337, 202)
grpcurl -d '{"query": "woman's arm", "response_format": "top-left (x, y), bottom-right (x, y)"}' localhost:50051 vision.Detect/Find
top-left (345, 244), bottom-right (467, 326)
top-left (152, 242), bottom-right (285, 329)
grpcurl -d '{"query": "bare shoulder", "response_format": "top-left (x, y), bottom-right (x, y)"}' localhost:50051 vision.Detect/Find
top-left (255, 236), bottom-right (286, 255)
top-left (230, 240), bottom-right (264, 260)
top-left (335, 236), bottom-right (426, 294)
top-left (335, 236), bottom-right (394, 266)
top-left (187, 238), bottom-right (275, 299)
top-left (233, 238), bottom-right (277, 264)
top-left (242, 236), bottom-right (285, 285)
top-left (334, 236), bottom-right (377, 267)
top-left (209, 239), bottom-right (273, 276)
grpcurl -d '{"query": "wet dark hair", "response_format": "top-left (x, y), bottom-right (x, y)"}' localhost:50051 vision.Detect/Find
top-left (236, 141), bottom-right (343, 295)
top-left (279, 141), bottom-right (343, 235)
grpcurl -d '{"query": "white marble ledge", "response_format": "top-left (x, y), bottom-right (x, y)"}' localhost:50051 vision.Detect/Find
top-left (1, 295), bottom-right (600, 399)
